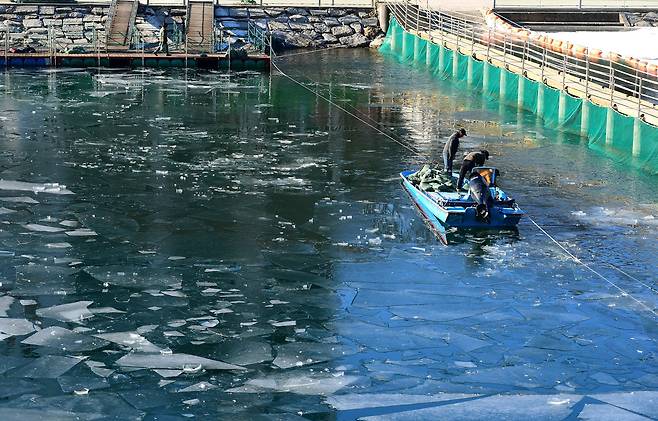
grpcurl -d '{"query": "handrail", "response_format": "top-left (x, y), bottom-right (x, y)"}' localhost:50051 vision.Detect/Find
top-left (385, 0), bottom-right (658, 125)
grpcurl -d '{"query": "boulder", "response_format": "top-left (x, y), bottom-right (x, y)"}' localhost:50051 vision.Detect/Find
top-left (265, 8), bottom-right (283, 17)
top-left (274, 31), bottom-right (314, 48)
top-left (39, 6), bottom-right (55, 15)
top-left (23, 19), bottom-right (43, 28)
top-left (268, 21), bottom-right (289, 31)
top-left (338, 15), bottom-right (360, 25)
top-left (339, 33), bottom-right (369, 47)
top-left (364, 26), bottom-right (379, 38)
top-left (322, 33), bottom-right (338, 43)
top-left (43, 18), bottom-right (63, 27)
top-left (323, 17), bottom-right (340, 27)
top-left (290, 22), bottom-right (314, 31)
top-left (313, 23), bottom-right (329, 33)
top-left (63, 18), bottom-right (83, 25)
top-left (635, 20), bottom-right (652, 27)
top-left (309, 9), bottom-right (329, 16)
top-left (331, 25), bottom-right (353, 37)
top-left (289, 14), bottom-right (309, 23)
top-left (362, 17), bottom-right (379, 27)
top-left (15, 6), bottom-right (38, 14)
top-left (369, 37), bottom-right (385, 48)
top-left (643, 11), bottom-right (658, 22)
top-left (350, 22), bottom-right (363, 34)
top-left (285, 7), bottom-right (308, 15)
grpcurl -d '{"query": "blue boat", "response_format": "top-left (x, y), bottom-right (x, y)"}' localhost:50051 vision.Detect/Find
top-left (401, 167), bottom-right (525, 229)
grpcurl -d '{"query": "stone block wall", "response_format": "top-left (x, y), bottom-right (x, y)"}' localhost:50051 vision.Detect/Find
top-left (0, 5), bottom-right (381, 52)
top-left (216, 7), bottom-right (383, 50)
top-left (625, 11), bottom-right (658, 27)
top-left (0, 5), bottom-right (107, 51)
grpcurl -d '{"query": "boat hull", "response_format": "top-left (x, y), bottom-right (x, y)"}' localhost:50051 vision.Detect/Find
top-left (401, 171), bottom-right (523, 229)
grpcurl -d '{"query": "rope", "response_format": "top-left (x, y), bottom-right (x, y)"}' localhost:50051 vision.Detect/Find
top-left (273, 45), bottom-right (347, 59)
top-left (271, 60), bottom-right (423, 156)
top-left (271, 53), bottom-right (657, 318)
top-left (528, 216), bottom-right (658, 318)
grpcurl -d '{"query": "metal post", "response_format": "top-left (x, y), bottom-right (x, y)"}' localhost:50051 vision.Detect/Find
top-left (562, 53), bottom-right (566, 90)
top-left (637, 76), bottom-right (643, 117)
top-left (502, 34), bottom-right (506, 66)
top-left (585, 47), bottom-right (589, 98)
top-left (439, 13), bottom-right (444, 45)
top-left (486, 29), bottom-right (491, 61)
top-left (609, 60), bottom-right (614, 104)
top-left (521, 41), bottom-right (526, 75)
top-left (541, 45), bottom-right (546, 82)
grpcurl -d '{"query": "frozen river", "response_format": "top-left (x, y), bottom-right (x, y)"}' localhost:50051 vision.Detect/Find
top-left (0, 49), bottom-right (655, 420)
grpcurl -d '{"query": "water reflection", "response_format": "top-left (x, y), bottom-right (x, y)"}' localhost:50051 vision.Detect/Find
top-left (0, 50), bottom-right (654, 419)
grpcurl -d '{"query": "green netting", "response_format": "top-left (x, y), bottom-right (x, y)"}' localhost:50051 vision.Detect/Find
top-left (558, 93), bottom-right (582, 132)
top-left (519, 77), bottom-right (538, 112)
top-left (379, 17), bottom-right (658, 173)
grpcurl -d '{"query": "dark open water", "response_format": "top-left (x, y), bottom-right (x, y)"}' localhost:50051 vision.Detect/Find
top-left (0, 49), bottom-right (655, 420)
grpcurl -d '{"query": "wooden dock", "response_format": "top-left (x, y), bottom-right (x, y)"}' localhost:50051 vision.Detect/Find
top-left (0, 51), bottom-right (270, 70)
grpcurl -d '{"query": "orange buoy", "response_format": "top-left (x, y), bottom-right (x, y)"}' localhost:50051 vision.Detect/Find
top-left (608, 52), bottom-right (622, 63)
top-left (571, 45), bottom-right (586, 60)
top-left (647, 63), bottom-right (658, 77)
top-left (561, 41), bottom-right (572, 55)
top-left (589, 48), bottom-right (603, 62)
top-left (550, 39), bottom-right (563, 53)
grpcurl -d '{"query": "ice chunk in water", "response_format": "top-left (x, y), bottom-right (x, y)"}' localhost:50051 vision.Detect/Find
top-left (577, 403), bottom-right (648, 421)
top-left (326, 393), bottom-right (479, 410)
top-left (216, 339), bottom-right (273, 366)
top-left (22, 326), bottom-right (109, 352)
top-left (94, 331), bottom-right (161, 352)
top-left (0, 196), bottom-right (39, 204)
top-left (8, 355), bottom-right (82, 378)
top-left (85, 266), bottom-right (182, 289)
top-left (14, 265), bottom-right (77, 296)
top-left (0, 296), bottom-right (14, 316)
top-left (0, 180), bottom-right (74, 195)
top-left (227, 371), bottom-right (362, 396)
top-left (65, 229), bottom-right (97, 237)
top-left (273, 342), bottom-right (356, 369)
top-left (57, 376), bottom-right (110, 393)
top-left (36, 301), bottom-right (94, 323)
top-left (23, 224), bottom-right (66, 233)
top-left (0, 207), bottom-right (16, 215)
top-left (177, 381), bottom-right (218, 393)
top-left (115, 352), bottom-right (246, 371)
top-left (0, 318), bottom-right (36, 336)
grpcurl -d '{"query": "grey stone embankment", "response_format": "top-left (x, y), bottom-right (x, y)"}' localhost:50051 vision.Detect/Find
top-left (625, 12), bottom-right (658, 27)
top-left (215, 7), bottom-right (384, 50)
top-left (0, 5), bottom-right (383, 52)
top-left (0, 5), bottom-right (107, 51)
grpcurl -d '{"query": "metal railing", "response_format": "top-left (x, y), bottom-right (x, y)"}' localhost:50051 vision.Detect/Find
top-left (387, 0), bottom-right (658, 125)
top-left (493, 0), bottom-right (658, 10)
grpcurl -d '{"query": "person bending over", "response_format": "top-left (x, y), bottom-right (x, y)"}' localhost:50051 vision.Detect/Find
top-left (457, 149), bottom-right (489, 190)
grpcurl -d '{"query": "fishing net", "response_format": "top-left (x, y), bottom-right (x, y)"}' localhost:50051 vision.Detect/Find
top-left (380, 17), bottom-right (658, 174)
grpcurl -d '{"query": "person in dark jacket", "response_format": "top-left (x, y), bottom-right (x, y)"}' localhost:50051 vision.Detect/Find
top-left (468, 170), bottom-right (493, 222)
top-left (457, 150), bottom-right (489, 190)
top-left (442, 128), bottom-right (467, 175)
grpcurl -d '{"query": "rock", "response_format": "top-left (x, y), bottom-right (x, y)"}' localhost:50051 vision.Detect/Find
top-left (309, 9), bottom-right (329, 16)
top-left (248, 8), bottom-right (267, 18)
top-left (268, 21), bottom-right (289, 31)
top-left (15, 6), bottom-right (38, 14)
top-left (23, 19), bottom-right (43, 29)
top-left (308, 16), bottom-right (322, 23)
top-left (39, 6), bottom-right (55, 15)
top-left (358, 11), bottom-right (372, 18)
top-left (301, 29), bottom-right (320, 40)
top-left (91, 7), bottom-right (106, 15)
top-left (350, 22), bottom-right (363, 34)
top-left (323, 17), bottom-right (340, 27)
top-left (55, 7), bottom-right (72, 13)
top-left (331, 25), bottom-right (353, 37)
top-left (329, 9), bottom-right (348, 17)
top-left (369, 37), bottom-right (385, 49)
top-left (643, 11), bottom-right (658, 22)
top-left (290, 22), bottom-right (314, 31)
top-left (264, 8), bottom-right (283, 17)
top-left (229, 8), bottom-right (249, 18)
top-left (364, 26), bottom-right (379, 38)
top-left (83, 15), bottom-right (102, 22)
top-left (322, 33), bottom-right (338, 43)
top-left (285, 8), bottom-right (308, 16)
top-left (362, 17), bottom-right (379, 27)
top-left (272, 30), bottom-right (313, 48)
top-left (313, 23), bottom-right (329, 33)
top-left (338, 15), bottom-right (360, 25)
top-left (63, 18), bottom-right (83, 25)
top-left (27, 27), bottom-right (48, 34)
top-left (339, 33), bottom-right (369, 47)
top-left (636, 20), bottom-right (652, 27)
top-left (289, 14), bottom-right (309, 23)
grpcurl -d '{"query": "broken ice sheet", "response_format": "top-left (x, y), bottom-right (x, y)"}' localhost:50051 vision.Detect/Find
top-left (177, 381), bottom-right (218, 393)
top-left (36, 301), bottom-right (94, 323)
top-left (85, 266), bottom-right (182, 290)
top-left (57, 376), bottom-right (110, 393)
top-left (0, 180), bottom-right (74, 195)
top-left (13, 265), bottom-right (77, 296)
top-left (23, 223), bottom-right (66, 233)
top-left (115, 352), bottom-right (246, 371)
top-left (22, 326), bottom-right (109, 352)
top-left (94, 331), bottom-right (161, 352)
top-left (216, 339), bottom-right (273, 366)
top-left (0, 295), bottom-right (14, 316)
top-left (0, 196), bottom-right (39, 204)
top-left (227, 371), bottom-right (364, 396)
top-left (325, 393), bottom-right (479, 411)
top-left (0, 318), bottom-right (36, 337)
top-left (273, 342), bottom-right (357, 369)
top-left (8, 355), bottom-right (82, 378)
top-left (0, 379), bottom-right (42, 399)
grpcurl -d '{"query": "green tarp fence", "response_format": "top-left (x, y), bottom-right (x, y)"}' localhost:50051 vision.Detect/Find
top-left (380, 17), bottom-right (658, 174)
